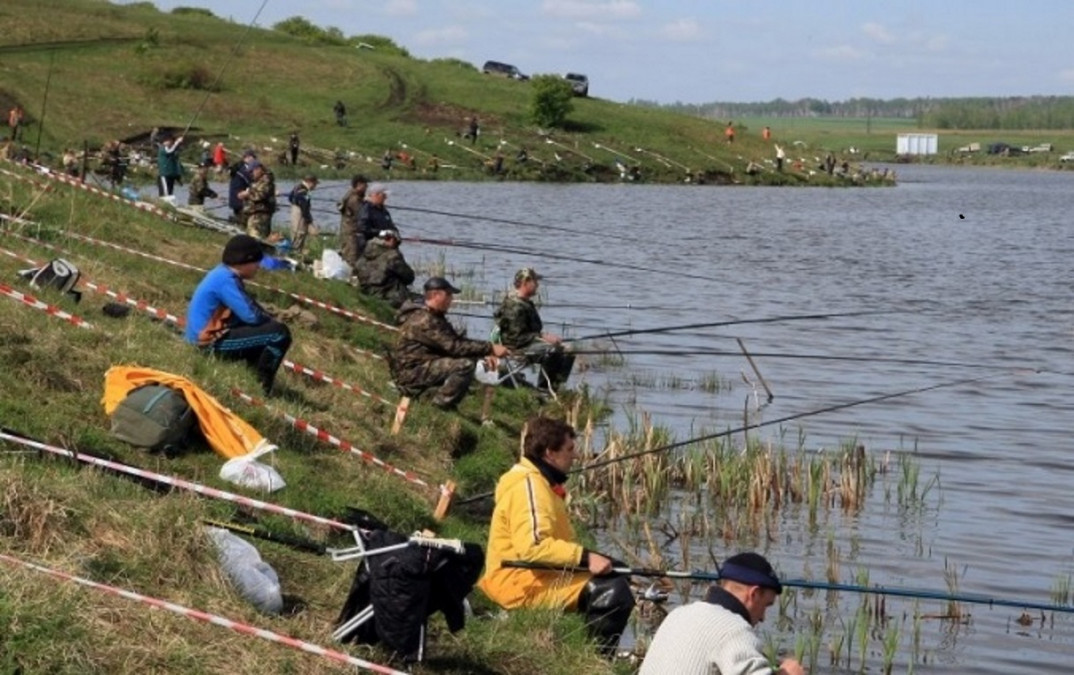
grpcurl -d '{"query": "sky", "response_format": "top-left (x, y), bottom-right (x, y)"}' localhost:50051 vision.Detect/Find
top-left (116, 0), bottom-right (1074, 105)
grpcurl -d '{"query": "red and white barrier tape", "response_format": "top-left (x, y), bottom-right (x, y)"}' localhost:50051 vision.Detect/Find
top-left (0, 282), bottom-right (92, 329)
top-left (0, 552), bottom-right (407, 675)
top-left (0, 431), bottom-right (356, 533)
top-left (0, 166), bottom-right (54, 191)
top-left (37, 166), bottom-right (177, 222)
top-left (280, 360), bottom-right (395, 407)
top-left (230, 389), bottom-right (432, 490)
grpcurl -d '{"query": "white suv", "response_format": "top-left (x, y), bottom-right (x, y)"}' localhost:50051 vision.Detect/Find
top-left (564, 73), bottom-right (588, 97)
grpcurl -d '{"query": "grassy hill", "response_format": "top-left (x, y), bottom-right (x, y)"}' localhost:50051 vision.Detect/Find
top-left (0, 0), bottom-right (894, 187)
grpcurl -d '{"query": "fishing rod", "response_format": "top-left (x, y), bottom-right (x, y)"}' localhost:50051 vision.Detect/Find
top-left (381, 203), bottom-right (645, 244)
top-left (33, 49), bottom-right (55, 161)
top-left (455, 371), bottom-right (1023, 504)
top-left (502, 561), bottom-right (1074, 615)
top-left (567, 349), bottom-right (1010, 371)
top-left (180, 0), bottom-right (269, 137)
top-left (201, 517), bottom-right (327, 554)
top-left (565, 310), bottom-right (894, 342)
top-left (402, 234), bottom-right (716, 283)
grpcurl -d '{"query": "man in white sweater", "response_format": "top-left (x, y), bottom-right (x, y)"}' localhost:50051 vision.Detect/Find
top-left (639, 552), bottom-right (805, 675)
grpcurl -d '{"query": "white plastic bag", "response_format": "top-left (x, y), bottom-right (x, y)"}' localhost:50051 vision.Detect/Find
top-left (317, 249), bottom-right (351, 280)
top-left (219, 440), bottom-right (286, 492)
top-left (205, 527), bottom-right (283, 614)
top-left (475, 358), bottom-right (501, 385)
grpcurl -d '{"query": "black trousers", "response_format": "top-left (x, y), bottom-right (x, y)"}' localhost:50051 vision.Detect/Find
top-left (211, 320), bottom-right (292, 393)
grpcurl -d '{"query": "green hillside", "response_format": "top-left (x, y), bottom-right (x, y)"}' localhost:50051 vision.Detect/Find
top-left (0, 0), bottom-right (885, 186)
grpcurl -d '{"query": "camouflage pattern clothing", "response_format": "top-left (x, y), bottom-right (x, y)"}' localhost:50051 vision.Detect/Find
top-left (187, 171), bottom-right (218, 206)
top-left (355, 238), bottom-right (416, 308)
top-left (494, 291), bottom-right (543, 349)
top-left (243, 171), bottom-right (276, 239)
top-left (338, 187), bottom-right (366, 267)
top-left (391, 301), bottom-right (493, 408)
top-left (494, 291), bottom-right (575, 390)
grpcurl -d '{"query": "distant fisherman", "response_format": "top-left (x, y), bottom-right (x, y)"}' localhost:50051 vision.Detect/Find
top-left (187, 160), bottom-right (219, 211)
top-left (156, 132), bottom-right (184, 200)
top-left (338, 174), bottom-right (368, 268)
top-left (287, 174), bottom-right (318, 252)
top-left (237, 160), bottom-right (276, 239)
top-left (228, 149), bottom-right (257, 222)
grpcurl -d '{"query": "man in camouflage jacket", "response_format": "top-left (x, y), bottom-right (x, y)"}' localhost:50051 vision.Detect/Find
top-left (355, 230), bottom-right (416, 308)
top-left (392, 277), bottom-right (508, 410)
top-left (238, 161), bottom-right (276, 239)
top-left (494, 267), bottom-right (575, 390)
top-left (338, 174), bottom-right (368, 267)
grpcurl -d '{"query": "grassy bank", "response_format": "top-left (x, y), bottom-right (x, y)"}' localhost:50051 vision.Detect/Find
top-left (0, 160), bottom-right (626, 673)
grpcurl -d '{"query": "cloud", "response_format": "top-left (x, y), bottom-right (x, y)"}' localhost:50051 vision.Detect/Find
top-left (413, 25), bottom-right (467, 46)
top-left (575, 21), bottom-right (627, 37)
top-left (862, 22), bottom-right (895, 44)
top-left (541, 0), bottom-right (641, 20)
top-left (1059, 69), bottom-right (1074, 84)
top-left (384, 0), bottom-right (417, 16)
top-left (813, 44), bottom-right (870, 61)
top-left (658, 18), bottom-right (701, 42)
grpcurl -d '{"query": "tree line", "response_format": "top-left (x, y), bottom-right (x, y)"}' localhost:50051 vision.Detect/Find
top-left (629, 96), bottom-right (1074, 130)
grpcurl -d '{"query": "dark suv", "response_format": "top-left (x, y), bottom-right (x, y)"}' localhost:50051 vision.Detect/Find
top-left (564, 73), bottom-right (588, 97)
top-left (482, 61), bottom-right (528, 81)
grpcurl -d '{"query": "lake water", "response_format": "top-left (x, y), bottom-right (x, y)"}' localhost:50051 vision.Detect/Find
top-left (211, 166), bottom-right (1074, 673)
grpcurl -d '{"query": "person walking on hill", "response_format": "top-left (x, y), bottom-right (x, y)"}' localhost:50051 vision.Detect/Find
top-left (479, 416), bottom-right (635, 657)
top-left (7, 105), bottom-right (24, 142)
top-left (156, 133), bottom-right (184, 199)
top-left (185, 234), bottom-right (292, 395)
top-left (725, 121), bottom-right (735, 144)
top-left (775, 144), bottom-right (786, 173)
top-left (762, 125), bottom-right (771, 141)
top-left (287, 174), bottom-right (318, 252)
top-left (338, 174), bottom-right (369, 268)
top-left (468, 116), bottom-right (480, 145)
top-left (288, 132), bottom-right (300, 166)
top-left (639, 552), bottom-right (804, 675)
top-left (334, 100), bottom-right (347, 127)
top-left (390, 277), bottom-right (508, 410)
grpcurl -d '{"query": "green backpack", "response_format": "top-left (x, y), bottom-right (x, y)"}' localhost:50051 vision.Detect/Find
top-left (109, 384), bottom-right (195, 455)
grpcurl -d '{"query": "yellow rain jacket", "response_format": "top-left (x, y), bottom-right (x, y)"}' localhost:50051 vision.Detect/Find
top-left (102, 366), bottom-right (262, 459)
top-left (478, 458), bottom-right (590, 610)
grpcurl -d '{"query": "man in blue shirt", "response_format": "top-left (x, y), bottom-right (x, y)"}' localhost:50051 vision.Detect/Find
top-left (185, 235), bottom-right (292, 394)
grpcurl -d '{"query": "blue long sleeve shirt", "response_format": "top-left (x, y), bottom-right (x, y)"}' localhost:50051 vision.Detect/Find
top-left (184, 264), bottom-right (266, 344)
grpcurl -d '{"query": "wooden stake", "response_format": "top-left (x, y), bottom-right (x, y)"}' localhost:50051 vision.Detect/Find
top-left (736, 337), bottom-right (774, 402)
top-left (480, 385), bottom-right (494, 425)
top-left (390, 396), bottom-right (411, 435)
top-left (433, 481), bottom-right (456, 521)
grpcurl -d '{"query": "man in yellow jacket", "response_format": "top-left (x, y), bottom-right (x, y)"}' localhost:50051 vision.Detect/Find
top-left (479, 416), bottom-right (634, 656)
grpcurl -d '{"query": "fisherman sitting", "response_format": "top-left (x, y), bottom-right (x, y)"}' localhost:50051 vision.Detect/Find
top-left (494, 267), bottom-right (575, 391)
top-left (354, 229), bottom-right (416, 309)
top-left (390, 277), bottom-right (508, 411)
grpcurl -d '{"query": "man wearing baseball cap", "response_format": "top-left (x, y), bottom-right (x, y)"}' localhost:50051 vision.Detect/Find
top-left (494, 267), bottom-right (574, 391)
top-left (390, 276), bottom-right (508, 410)
top-left (639, 552), bottom-right (805, 675)
top-left (185, 235), bottom-right (292, 395)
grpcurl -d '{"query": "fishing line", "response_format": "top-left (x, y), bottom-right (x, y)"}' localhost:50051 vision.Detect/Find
top-left (180, 0), bottom-right (269, 137)
top-left (502, 561), bottom-right (1074, 615)
top-left (565, 310), bottom-right (894, 342)
top-left (567, 349), bottom-right (1011, 371)
top-left (455, 371), bottom-right (1024, 504)
top-left (33, 49), bottom-right (56, 160)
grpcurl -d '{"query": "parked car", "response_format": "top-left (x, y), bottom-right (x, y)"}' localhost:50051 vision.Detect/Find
top-left (564, 72), bottom-right (589, 97)
top-left (482, 61), bottom-right (528, 80)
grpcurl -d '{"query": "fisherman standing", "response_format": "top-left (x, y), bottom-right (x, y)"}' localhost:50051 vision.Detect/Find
top-left (338, 174), bottom-right (368, 268)
top-left (187, 160), bottom-right (219, 211)
top-left (354, 229), bottom-right (415, 308)
top-left (237, 161), bottom-right (276, 239)
top-left (287, 174), bottom-right (317, 252)
top-left (288, 132), bottom-right (300, 166)
top-left (639, 552), bottom-right (805, 675)
top-left (185, 234), bottom-right (292, 395)
top-left (227, 149), bottom-right (257, 223)
top-left (156, 133), bottom-right (184, 199)
top-left (494, 267), bottom-right (574, 391)
top-left (479, 416), bottom-right (635, 657)
top-left (390, 277), bottom-right (508, 410)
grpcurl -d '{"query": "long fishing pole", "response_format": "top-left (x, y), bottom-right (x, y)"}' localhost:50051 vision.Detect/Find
top-left (201, 518), bottom-right (327, 554)
top-left (402, 234), bottom-right (717, 283)
top-left (568, 349), bottom-right (1009, 371)
top-left (180, 0), bottom-right (269, 137)
top-left (455, 371), bottom-right (1023, 505)
top-left (502, 561), bottom-right (1074, 615)
top-left (33, 49), bottom-right (56, 161)
top-left (565, 310), bottom-right (894, 342)
top-left (355, 203), bottom-right (645, 244)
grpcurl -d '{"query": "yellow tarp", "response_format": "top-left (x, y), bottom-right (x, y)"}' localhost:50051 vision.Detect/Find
top-left (102, 366), bottom-right (262, 459)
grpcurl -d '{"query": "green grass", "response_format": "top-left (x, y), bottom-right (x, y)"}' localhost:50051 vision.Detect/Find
top-left (0, 157), bottom-right (614, 673)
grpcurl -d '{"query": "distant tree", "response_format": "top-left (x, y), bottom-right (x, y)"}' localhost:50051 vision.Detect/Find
top-left (530, 75), bottom-right (574, 128)
top-left (430, 57), bottom-right (477, 71)
top-left (273, 16), bottom-right (346, 45)
top-left (172, 7), bottom-right (215, 18)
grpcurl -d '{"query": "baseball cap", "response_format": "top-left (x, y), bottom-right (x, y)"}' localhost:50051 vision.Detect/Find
top-left (717, 552), bottom-right (783, 594)
top-left (514, 267), bottom-right (542, 285)
top-left (247, 160), bottom-right (263, 171)
top-left (423, 277), bottom-right (461, 294)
